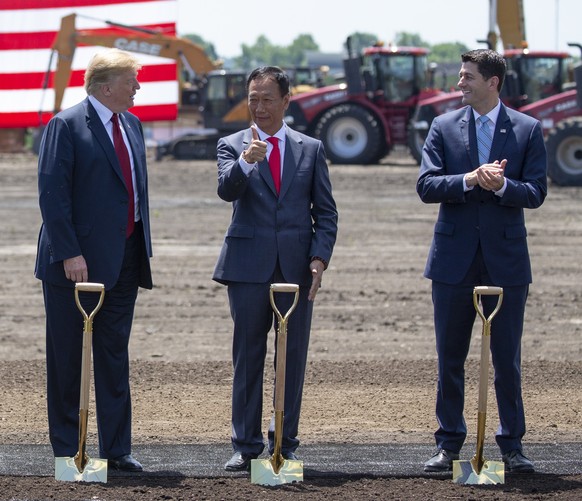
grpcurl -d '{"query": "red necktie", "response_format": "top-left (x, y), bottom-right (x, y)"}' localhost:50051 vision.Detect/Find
top-left (111, 113), bottom-right (135, 237)
top-left (267, 136), bottom-right (281, 194)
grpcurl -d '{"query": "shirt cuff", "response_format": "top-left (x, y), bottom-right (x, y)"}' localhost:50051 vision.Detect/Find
top-left (494, 178), bottom-right (508, 197)
top-left (239, 152), bottom-right (256, 175)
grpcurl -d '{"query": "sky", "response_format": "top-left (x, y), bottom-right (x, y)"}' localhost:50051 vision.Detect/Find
top-left (177, 0), bottom-right (581, 59)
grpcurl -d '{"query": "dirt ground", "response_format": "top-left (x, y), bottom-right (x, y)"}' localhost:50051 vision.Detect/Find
top-left (1, 147), bottom-right (582, 500)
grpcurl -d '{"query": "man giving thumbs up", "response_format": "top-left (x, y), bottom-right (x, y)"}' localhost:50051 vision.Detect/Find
top-left (213, 66), bottom-right (338, 471)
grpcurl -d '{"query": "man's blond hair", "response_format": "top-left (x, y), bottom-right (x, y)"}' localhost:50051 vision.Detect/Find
top-left (84, 49), bottom-right (142, 95)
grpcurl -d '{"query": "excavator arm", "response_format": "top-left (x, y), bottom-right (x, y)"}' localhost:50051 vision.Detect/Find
top-left (488, 0), bottom-right (527, 50)
top-left (50, 13), bottom-right (219, 112)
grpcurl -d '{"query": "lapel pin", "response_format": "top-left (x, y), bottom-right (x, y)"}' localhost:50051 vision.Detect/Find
top-left (500, 129), bottom-right (506, 133)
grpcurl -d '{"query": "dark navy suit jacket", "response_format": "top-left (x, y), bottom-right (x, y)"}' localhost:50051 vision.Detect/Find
top-left (417, 104), bottom-right (547, 287)
top-left (35, 98), bottom-right (152, 290)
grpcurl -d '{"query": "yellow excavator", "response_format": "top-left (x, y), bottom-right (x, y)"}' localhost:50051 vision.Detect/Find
top-left (44, 13), bottom-right (325, 159)
top-left (40, 13), bottom-right (252, 158)
top-left (49, 13), bottom-right (222, 114)
top-left (484, 0), bottom-right (527, 50)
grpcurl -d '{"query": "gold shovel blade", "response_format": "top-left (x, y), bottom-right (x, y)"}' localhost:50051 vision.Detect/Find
top-left (250, 457), bottom-right (303, 486)
top-left (452, 459), bottom-right (504, 485)
top-left (55, 456), bottom-right (108, 483)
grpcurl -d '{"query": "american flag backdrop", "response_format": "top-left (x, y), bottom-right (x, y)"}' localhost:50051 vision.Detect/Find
top-left (0, 0), bottom-right (179, 129)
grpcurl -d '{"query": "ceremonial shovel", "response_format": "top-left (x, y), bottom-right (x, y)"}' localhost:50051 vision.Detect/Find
top-left (453, 286), bottom-right (504, 485)
top-left (251, 283), bottom-right (303, 486)
top-left (55, 283), bottom-right (107, 483)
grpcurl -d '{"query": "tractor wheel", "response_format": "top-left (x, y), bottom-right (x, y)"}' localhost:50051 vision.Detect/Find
top-left (408, 123), bottom-right (428, 166)
top-left (314, 104), bottom-right (383, 164)
top-left (546, 118), bottom-right (582, 186)
top-left (407, 105), bottom-right (436, 165)
top-left (171, 135), bottom-right (218, 160)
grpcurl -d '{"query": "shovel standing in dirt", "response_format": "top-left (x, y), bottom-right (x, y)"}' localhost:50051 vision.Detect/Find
top-left (453, 286), bottom-right (504, 485)
top-left (251, 283), bottom-right (303, 486)
top-left (55, 282), bottom-right (107, 483)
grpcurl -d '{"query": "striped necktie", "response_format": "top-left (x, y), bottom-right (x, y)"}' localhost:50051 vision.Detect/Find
top-left (477, 115), bottom-right (492, 166)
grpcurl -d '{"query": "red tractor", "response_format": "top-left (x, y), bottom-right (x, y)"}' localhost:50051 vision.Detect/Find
top-left (409, 46), bottom-right (582, 185)
top-left (285, 37), bottom-right (445, 164)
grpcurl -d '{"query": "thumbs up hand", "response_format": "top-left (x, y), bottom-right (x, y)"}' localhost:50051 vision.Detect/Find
top-left (242, 125), bottom-right (267, 163)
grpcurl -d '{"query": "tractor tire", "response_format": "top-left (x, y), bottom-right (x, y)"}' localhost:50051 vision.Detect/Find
top-left (407, 123), bottom-right (427, 166)
top-left (546, 118), bottom-right (582, 186)
top-left (407, 105), bottom-right (437, 165)
top-left (171, 135), bottom-right (218, 160)
top-left (314, 104), bottom-right (383, 165)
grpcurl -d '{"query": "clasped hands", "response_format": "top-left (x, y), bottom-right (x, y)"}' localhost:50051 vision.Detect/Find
top-left (466, 159), bottom-right (507, 192)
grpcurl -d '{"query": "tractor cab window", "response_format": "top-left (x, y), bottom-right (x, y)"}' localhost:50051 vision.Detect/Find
top-left (513, 56), bottom-right (573, 104)
top-left (376, 54), bottom-right (417, 103)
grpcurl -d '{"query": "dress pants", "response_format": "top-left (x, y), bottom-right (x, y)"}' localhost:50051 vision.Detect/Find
top-left (432, 247), bottom-right (528, 454)
top-left (43, 223), bottom-right (142, 459)
top-left (227, 265), bottom-right (313, 456)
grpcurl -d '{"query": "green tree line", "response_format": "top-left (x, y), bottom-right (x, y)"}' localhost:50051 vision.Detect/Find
top-left (183, 31), bottom-right (471, 70)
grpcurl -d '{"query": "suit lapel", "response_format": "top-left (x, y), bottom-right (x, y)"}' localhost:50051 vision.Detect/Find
top-left (279, 131), bottom-right (301, 200)
top-left (460, 107), bottom-right (479, 168)
top-left (244, 127), bottom-right (302, 198)
top-left (463, 104), bottom-right (511, 167)
top-left (119, 113), bottom-right (144, 191)
top-left (241, 128), bottom-right (274, 193)
top-left (85, 99), bottom-right (125, 184)
top-left (490, 105), bottom-right (511, 162)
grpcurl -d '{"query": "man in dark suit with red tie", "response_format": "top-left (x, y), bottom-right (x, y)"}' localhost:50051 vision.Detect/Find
top-left (213, 66), bottom-right (338, 471)
top-left (35, 49), bottom-right (152, 472)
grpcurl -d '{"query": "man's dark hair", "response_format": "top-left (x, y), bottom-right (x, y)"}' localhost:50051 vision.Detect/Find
top-left (246, 66), bottom-right (290, 97)
top-left (461, 49), bottom-right (506, 92)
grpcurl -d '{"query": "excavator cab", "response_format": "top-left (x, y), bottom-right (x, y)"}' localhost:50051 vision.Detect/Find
top-left (200, 70), bottom-right (249, 132)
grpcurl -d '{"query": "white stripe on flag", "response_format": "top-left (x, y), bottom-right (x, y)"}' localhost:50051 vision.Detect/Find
top-left (0, 81), bottom-right (179, 113)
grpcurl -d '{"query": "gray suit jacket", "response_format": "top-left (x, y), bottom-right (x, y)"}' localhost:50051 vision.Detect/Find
top-left (213, 126), bottom-right (338, 286)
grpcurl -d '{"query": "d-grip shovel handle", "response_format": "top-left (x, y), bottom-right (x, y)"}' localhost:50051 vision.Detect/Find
top-left (74, 282), bottom-right (105, 329)
top-left (73, 282), bottom-right (105, 473)
top-left (269, 283), bottom-right (300, 322)
top-left (268, 283), bottom-right (300, 473)
top-left (470, 286), bottom-right (503, 475)
top-left (473, 286), bottom-right (503, 330)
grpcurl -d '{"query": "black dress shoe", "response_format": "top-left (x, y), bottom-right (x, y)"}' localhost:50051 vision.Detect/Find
top-left (224, 451), bottom-right (258, 471)
top-left (108, 454), bottom-right (143, 472)
top-left (283, 452), bottom-right (299, 461)
top-left (424, 449), bottom-right (459, 472)
top-left (502, 449), bottom-right (534, 473)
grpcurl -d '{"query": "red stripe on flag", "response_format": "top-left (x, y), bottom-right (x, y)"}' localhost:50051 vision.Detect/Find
top-left (131, 103), bottom-right (178, 121)
top-left (0, 111), bottom-right (52, 128)
top-left (0, 23), bottom-right (176, 50)
top-left (0, 31), bottom-right (56, 50)
top-left (0, 103), bottom-right (178, 128)
top-left (0, 0), bottom-right (157, 10)
top-left (0, 72), bottom-right (48, 90)
top-left (0, 64), bottom-right (178, 90)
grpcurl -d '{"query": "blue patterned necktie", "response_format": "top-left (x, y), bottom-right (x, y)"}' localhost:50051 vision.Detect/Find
top-left (477, 115), bottom-right (492, 166)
